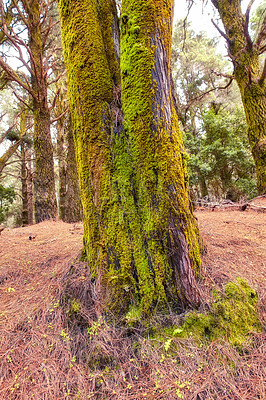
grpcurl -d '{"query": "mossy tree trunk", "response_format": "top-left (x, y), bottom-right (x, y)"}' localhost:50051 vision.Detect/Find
top-left (57, 113), bottom-right (82, 223)
top-left (59, 0), bottom-right (201, 317)
top-left (24, 0), bottom-right (57, 222)
top-left (20, 111), bottom-right (29, 226)
top-left (211, 0), bottom-right (266, 194)
top-left (27, 149), bottom-right (34, 226)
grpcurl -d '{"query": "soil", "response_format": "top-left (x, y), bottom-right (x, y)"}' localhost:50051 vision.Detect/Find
top-left (197, 209), bottom-right (266, 310)
top-left (0, 209), bottom-right (265, 400)
top-left (0, 220), bottom-right (84, 329)
top-left (0, 208), bottom-right (265, 327)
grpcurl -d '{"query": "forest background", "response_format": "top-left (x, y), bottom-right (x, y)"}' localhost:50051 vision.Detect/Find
top-left (0, 0), bottom-right (265, 226)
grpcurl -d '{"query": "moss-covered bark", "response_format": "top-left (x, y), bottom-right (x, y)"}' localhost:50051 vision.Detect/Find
top-left (20, 110), bottom-right (29, 226)
top-left (25, 0), bottom-right (57, 222)
top-left (33, 107), bottom-right (57, 222)
top-left (57, 114), bottom-right (82, 223)
top-left (212, 0), bottom-right (266, 194)
top-left (59, 0), bottom-right (201, 317)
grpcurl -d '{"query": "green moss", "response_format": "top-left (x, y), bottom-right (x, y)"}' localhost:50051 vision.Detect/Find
top-left (125, 305), bottom-right (142, 326)
top-left (59, 0), bottom-right (202, 319)
top-left (69, 299), bottom-right (81, 314)
top-left (176, 278), bottom-right (261, 346)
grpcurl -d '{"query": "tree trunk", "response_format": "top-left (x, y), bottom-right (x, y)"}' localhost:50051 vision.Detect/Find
top-left (27, 149), bottom-right (34, 226)
top-left (26, 0), bottom-right (57, 222)
top-left (59, 0), bottom-right (201, 317)
top-left (21, 142), bottom-right (29, 226)
top-left (211, 0), bottom-right (266, 194)
top-left (197, 169), bottom-right (208, 199)
top-left (57, 114), bottom-right (82, 223)
top-left (33, 107), bottom-right (57, 222)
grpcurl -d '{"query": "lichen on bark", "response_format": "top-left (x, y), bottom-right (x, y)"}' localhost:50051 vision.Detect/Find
top-left (59, 0), bottom-right (201, 318)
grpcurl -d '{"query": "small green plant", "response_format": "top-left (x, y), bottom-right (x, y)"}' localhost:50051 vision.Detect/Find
top-left (87, 317), bottom-right (102, 337)
top-left (60, 329), bottom-right (72, 342)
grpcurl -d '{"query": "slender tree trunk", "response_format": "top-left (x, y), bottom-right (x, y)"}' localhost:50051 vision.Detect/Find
top-left (27, 149), bottom-right (34, 225)
top-left (57, 114), bottom-right (82, 222)
top-left (57, 115), bottom-right (66, 219)
top-left (33, 107), bottom-right (57, 222)
top-left (59, 0), bottom-right (201, 316)
top-left (197, 169), bottom-right (208, 199)
top-left (64, 116), bottom-right (82, 222)
top-left (26, 0), bottom-right (57, 222)
top-left (211, 0), bottom-right (266, 194)
top-left (21, 142), bottom-right (29, 226)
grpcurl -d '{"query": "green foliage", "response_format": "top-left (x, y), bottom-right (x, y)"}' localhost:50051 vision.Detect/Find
top-left (186, 106), bottom-right (256, 199)
top-left (0, 184), bottom-right (16, 222)
top-left (172, 21), bottom-right (257, 200)
top-left (250, 0), bottom-right (266, 40)
top-left (172, 21), bottom-right (228, 126)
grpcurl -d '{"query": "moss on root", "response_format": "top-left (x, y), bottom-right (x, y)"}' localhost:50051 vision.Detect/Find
top-left (174, 278), bottom-right (261, 347)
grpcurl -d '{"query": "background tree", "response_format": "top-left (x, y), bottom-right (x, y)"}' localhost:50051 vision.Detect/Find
top-left (59, 0), bottom-right (201, 318)
top-left (200, 105), bottom-right (256, 199)
top-left (172, 21), bottom-right (232, 199)
top-left (0, 183), bottom-right (15, 222)
top-left (171, 21), bottom-right (256, 201)
top-left (0, 106), bottom-right (28, 174)
top-left (0, 0), bottom-right (59, 221)
top-left (211, 0), bottom-right (266, 194)
top-left (54, 72), bottom-right (82, 223)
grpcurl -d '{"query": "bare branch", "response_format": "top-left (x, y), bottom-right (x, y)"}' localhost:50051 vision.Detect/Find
top-left (47, 69), bottom-right (66, 86)
top-left (244, 0), bottom-right (255, 49)
top-left (185, 77), bottom-right (234, 105)
top-left (255, 15), bottom-right (266, 51)
top-left (259, 58), bottom-right (266, 86)
top-left (0, 111), bottom-right (7, 120)
top-left (49, 87), bottom-right (60, 111)
top-left (51, 107), bottom-right (69, 124)
top-left (11, 0), bottom-right (30, 28)
top-left (211, 18), bottom-right (229, 43)
top-left (210, 70), bottom-right (234, 79)
top-left (11, 88), bottom-right (33, 110)
top-left (181, 0), bottom-right (195, 52)
top-left (245, 0), bottom-right (256, 20)
top-left (0, 55), bottom-right (36, 99)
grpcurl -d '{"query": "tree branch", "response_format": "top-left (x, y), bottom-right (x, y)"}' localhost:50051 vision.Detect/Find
top-left (211, 18), bottom-right (229, 43)
top-left (11, 87), bottom-right (33, 110)
top-left (255, 15), bottom-right (266, 51)
top-left (51, 107), bottom-right (69, 124)
top-left (185, 77), bottom-right (234, 105)
top-left (0, 55), bottom-right (36, 99)
top-left (11, 0), bottom-right (30, 29)
top-left (47, 69), bottom-right (66, 86)
top-left (244, 0), bottom-right (255, 50)
top-left (259, 58), bottom-right (266, 86)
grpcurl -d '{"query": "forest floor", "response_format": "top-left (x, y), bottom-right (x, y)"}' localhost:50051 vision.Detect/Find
top-left (0, 205), bottom-right (265, 399)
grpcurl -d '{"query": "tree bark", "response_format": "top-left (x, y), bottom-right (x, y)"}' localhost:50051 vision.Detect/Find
top-left (211, 0), bottom-right (266, 194)
top-left (57, 114), bottom-right (82, 223)
top-left (27, 149), bottom-right (34, 226)
top-left (59, 0), bottom-right (201, 317)
top-left (25, 0), bottom-right (57, 222)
